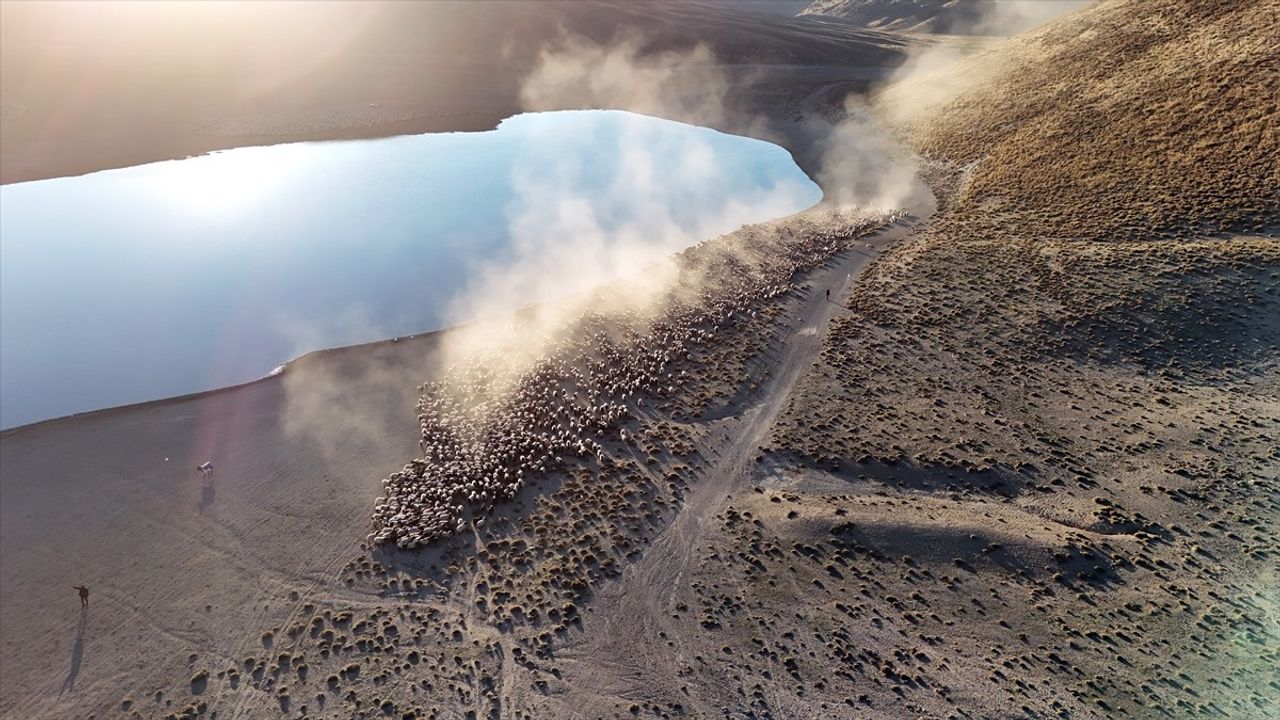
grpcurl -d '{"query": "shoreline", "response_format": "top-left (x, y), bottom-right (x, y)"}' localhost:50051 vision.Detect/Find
top-left (0, 328), bottom-right (441, 439)
top-left (0, 110), bottom-right (514, 187)
top-left (0, 60), bottom-right (891, 187)
top-left (0, 197), bottom-right (844, 437)
top-left (1, 101), bottom-right (847, 434)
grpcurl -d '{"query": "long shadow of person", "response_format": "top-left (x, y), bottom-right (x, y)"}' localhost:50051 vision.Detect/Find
top-left (60, 606), bottom-right (88, 694)
top-left (198, 480), bottom-right (216, 514)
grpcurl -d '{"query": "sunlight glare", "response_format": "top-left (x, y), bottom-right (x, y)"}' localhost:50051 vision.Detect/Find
top-left (137, 144), bottom-right (307, 217)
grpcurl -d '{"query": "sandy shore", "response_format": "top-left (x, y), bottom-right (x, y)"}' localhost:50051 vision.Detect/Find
top-left (0, 332), bottom-right (424, 713)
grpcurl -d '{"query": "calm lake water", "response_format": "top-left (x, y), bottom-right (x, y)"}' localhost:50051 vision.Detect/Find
top-left (0, 110), bottom-right (820, 428)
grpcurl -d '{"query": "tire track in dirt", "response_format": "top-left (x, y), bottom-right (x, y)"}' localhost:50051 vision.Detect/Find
top-left (556, 212), bottom-right (927, 708)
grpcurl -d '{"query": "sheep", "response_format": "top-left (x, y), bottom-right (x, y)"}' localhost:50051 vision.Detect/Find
top-left (369, 210), bottom-right (890, 547)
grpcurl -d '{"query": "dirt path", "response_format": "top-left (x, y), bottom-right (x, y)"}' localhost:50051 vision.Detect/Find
top-left (554, 213), bottom-right (925, 712)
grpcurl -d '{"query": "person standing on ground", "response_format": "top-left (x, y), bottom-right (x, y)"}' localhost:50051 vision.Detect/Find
top-left (73, 585), bottom-right (89, 608)
top-left (825, 289), bottom-right (830, 301)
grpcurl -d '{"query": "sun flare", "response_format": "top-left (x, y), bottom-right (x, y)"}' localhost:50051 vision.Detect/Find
top-left (138, 145), bottom-right (305, 217)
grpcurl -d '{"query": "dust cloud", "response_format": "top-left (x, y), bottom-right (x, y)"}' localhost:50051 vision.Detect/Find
top-left (274, 305), bottom-right (390, 362)
top-left (288, 6), bottom-right (1071, 456)
top-left (434, 109), bottom-right (817, 385)
top-left (810, 97), bottom-right (932, 212)
top-left (967, 1), bottom-right (1092, 37)
top-left (876, 1), bottom-right (1092, 127)
top-left (519, 33), bottom-right (734, 130)
top-left (432, 30), bottom-right (927, 384)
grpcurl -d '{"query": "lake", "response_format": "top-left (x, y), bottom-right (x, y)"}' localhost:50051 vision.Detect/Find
top-left (0, 110), bottom-right (820, 429)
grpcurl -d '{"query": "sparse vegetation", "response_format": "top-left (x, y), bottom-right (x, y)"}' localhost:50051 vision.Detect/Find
top-left (2, 1), bottom-right (1275, 719)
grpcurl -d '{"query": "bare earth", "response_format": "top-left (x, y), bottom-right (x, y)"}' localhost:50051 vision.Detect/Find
top-left (2, 2), bottom-right (1278, 720)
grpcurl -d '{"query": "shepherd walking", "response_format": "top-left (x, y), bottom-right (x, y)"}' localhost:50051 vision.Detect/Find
top-left (72, 585), bottom-right (89, 608)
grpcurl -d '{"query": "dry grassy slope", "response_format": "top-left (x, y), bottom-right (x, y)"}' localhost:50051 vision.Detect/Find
top-left (766, 0), bottom-right (1279, 717)
top-left (885, 0), bottom-right (1280, 241)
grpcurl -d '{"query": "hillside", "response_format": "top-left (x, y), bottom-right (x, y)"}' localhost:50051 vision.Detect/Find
top-left (0, 0), bottom-right (907, 184)
top-left (878, 0), bottom-right (1280, 240)
top-left (772, 0), bottom-right (1280, 716)
top-left (1, 0), bottom-right (1276, 718)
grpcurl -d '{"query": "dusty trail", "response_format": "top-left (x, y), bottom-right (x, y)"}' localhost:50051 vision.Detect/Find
top-left (555, 212), bottom-right (926, 708)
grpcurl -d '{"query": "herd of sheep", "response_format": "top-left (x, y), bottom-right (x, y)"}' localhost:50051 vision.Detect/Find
top-left (370, 209), bottom-right (896, 549)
